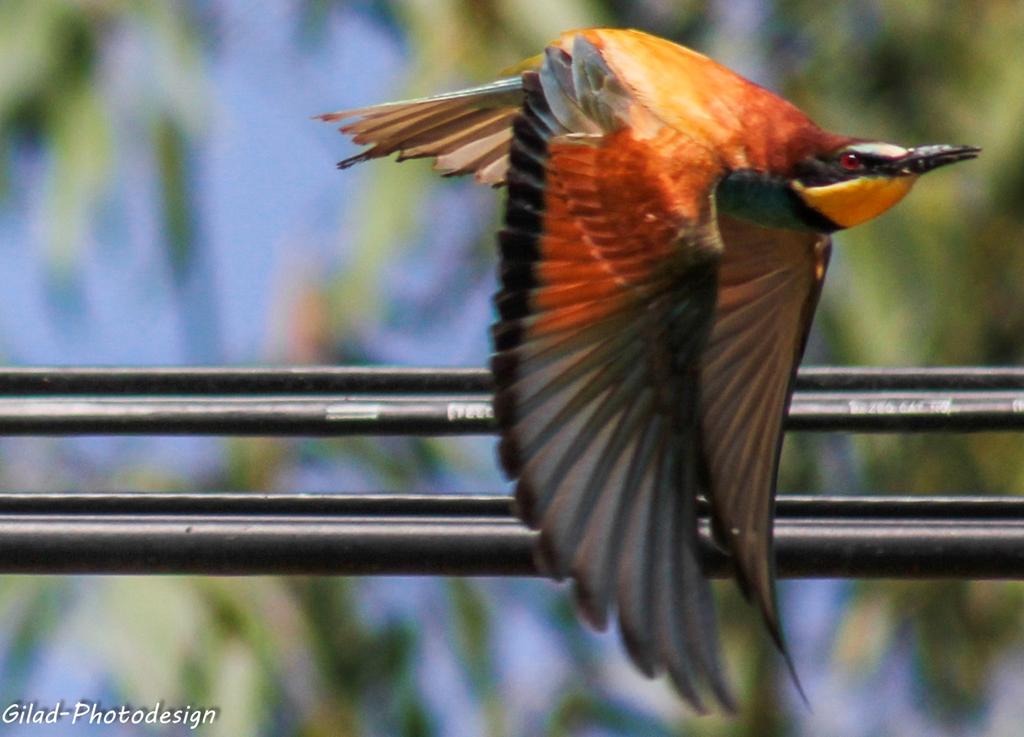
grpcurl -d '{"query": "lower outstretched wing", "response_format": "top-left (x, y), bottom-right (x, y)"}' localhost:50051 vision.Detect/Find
top-left (698, 216), bottom-right (831, 681)
top-left (491, 38), bottom-right (733, 710)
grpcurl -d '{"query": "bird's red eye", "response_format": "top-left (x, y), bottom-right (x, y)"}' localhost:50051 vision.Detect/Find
top-left (839, 151), bottom-right (862, 171)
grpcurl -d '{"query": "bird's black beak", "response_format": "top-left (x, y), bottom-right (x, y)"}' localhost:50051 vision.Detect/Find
top-left (896, 144), bottom-right (981, 175)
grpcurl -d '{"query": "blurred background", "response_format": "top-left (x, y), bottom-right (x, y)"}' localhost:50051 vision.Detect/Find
top-left (0, 0), bottom-right (1022, 735)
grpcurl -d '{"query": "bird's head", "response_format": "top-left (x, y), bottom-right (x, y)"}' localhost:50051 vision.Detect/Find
top-left (788, 141), bottom-right (981, 231)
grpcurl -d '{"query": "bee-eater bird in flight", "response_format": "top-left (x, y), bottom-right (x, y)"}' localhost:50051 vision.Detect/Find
top-left (320, 28), bottom-right (979, 711)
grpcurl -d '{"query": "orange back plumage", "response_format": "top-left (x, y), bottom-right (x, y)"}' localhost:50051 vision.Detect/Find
top-left (564, 29), bottom-right (849, 173)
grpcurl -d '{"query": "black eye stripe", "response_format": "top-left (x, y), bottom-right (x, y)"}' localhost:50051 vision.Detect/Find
top-left (792, 151), bottom-right (905, 186)
top-left (833, 150), bottom-right (896, 167)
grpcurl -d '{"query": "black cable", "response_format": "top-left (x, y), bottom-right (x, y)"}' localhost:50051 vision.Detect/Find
top-left (0, 367), bottom-right (493, 396)
top-left (0, 366), bottom-right (1022, 395)
top-left (0, 390), bottom-right (1020, 434)
top-left (0, 493), bottom-right (1022, 578)
top-left (0, 367), bottom-right (1021, 579)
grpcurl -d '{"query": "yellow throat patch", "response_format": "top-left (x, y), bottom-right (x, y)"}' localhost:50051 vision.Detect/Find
top-left (794, 175), bottom-right (918, 229)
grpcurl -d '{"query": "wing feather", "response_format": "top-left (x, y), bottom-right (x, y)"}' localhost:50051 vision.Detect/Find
top-left (699, 215), bottom-right (831, 683)
top-left (325, 31), bottom-right (831, 712)
top-left (491, 38), bottom-right (734, 709)
top-left (436, 128), bottom-right (512, 177)
top-left (615, 420), bottom-right (665, 676)
top-left (396, 110), bottom-right (510, 158)
top-left (319, 77), bottom-right (522, 184)
top-left (572, 401), bottom-right (656, 629)
top-left (651, 436), bottom-right (706, 709)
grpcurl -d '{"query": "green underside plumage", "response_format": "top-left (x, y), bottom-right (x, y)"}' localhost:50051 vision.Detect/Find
top-left (717, 169), bottom-right (832, 231)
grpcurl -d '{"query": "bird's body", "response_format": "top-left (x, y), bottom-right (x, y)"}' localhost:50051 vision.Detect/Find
top-left (321, 28), bottom-right (978, 711)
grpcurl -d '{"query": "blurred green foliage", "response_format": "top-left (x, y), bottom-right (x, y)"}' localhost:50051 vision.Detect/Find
top-left (1, 1), bottom-right (1023, 735)
top-left (0, 0), bottom-right (204, 283)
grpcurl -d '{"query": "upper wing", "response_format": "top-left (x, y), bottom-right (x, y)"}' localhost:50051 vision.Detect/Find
top-left (491, 38), bottom-right (733, 710)
top-left (318, 77), bottom-right (522, 185)
top-left (698, 215), bottom-right (831, 657)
